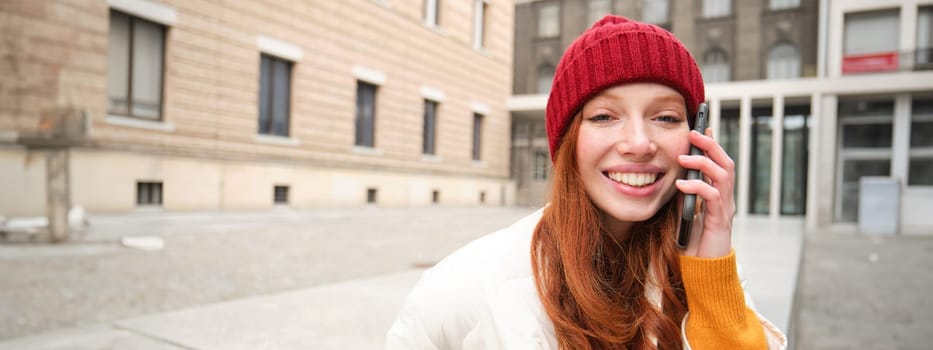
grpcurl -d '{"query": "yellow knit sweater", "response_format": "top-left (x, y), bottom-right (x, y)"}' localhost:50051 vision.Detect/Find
top-left (679, 251), bottom-right (768, 349)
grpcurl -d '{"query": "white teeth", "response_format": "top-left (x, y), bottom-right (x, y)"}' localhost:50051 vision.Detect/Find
top-left (606, 172), bottom-right (658, 187)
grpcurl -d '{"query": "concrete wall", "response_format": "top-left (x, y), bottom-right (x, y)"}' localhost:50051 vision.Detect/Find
top-left (0, 147), bottom-right (47, 216)
top-left (66, 148), bottom-right (513, 213)
top-left (902, 189), bottom-right (933, 234)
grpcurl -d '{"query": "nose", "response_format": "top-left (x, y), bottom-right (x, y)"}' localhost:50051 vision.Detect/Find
top-left (616, 118), bottom-right (657, 159)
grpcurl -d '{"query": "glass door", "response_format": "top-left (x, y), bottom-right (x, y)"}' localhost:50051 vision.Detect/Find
top-left (835, 98), bottom-right (894, 222)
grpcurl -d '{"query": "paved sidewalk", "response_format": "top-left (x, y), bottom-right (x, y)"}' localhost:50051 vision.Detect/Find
top-left (0, 212), bottom-right (804, 349)
top-left (793, 231), bottom-right (933, 349)
top-left (0, 270), bottom-right (424, 350)
top-left (0, 207), bottom-right (535, 340)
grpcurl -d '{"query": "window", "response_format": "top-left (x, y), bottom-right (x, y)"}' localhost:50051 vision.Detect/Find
top-left (258, 54), bottom-right (292, 136)
top-left (749, 107), bottom-right (773, 215)
top-left (367, 188), bottom-right (378, 204)
top-left (845, 10), bottom-right (899, 56)
top-left (533, 151), bottom-right (549, 181)
top-left (136, 181), bottom-right (163, 206)
top-left (273, 185), bottom-right (289, 204)
top-left (424, 0), bottom-right (440, 27)
top-left (781, 105), bottom-right (810, 215)
top-left (537, 64), bottom-right (555, 94)
top-left (355, 81), bottom-right (378, 147)
top-left (432, 190), bottom-right (440, 204)
top-left (108, 11), bottom-right (166, 120)
top-left (537, 2), bottom-right (560, 38)
top-left (767, 42), bottom-right (801, 79)
top-left (769, 0), bottom-right (799, 11)
top-left (423, 100), bottom-right (438, 155)
top-left (472, 113), bottom-right (483, 161)
top-left (588, 0), bottom-right (612, 25)
top-left (918, 7), bottom-right (933, 69)
top-left (479, 191), bottom-right (486, 204)
top-left (843, 10), bottom-right (900, 73)
top-left (702, 0), bottom-right (731, 18)
top-left (642, 0), bottom-right (669, 25)
top-left (719, 106), bottom-right (740, 197)
top-left (473, 0), bottom-right (488, 49)
top-left (910, 96), bottom-right (933, 186)
top-left (702, 48), bottom-right (730, 82)
top-left (836, 98), bottom-right (894, 221)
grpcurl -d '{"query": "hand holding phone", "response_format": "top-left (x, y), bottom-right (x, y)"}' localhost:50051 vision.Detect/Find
top-left (677, 103), bottom-right (708, 248)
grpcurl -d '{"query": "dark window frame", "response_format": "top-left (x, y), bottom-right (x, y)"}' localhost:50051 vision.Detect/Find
top-left (366, 188), bottom-right (378, 204)
top-left (258, 54), bottom-right (293, 137)
top-left (273, 185), bottom-right (289, 204)
top-left (472, 113), bottom-right (484, 161)
top-left (108, 10), bottom-right (167, 120)
top-left (423, 99), bottom-right (438, 155)
top-left (136, 181), bottom-right (163, 206)
top-left (355, 81), bottom-right (378, 147)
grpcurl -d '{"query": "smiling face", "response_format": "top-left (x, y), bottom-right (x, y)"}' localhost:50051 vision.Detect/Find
top-left (575, 83), bottom-right (692, 234)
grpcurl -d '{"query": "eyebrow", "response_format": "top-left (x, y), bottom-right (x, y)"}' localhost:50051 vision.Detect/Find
top-left (584, 90), bottom-right (685, 112)
top-left (652, 94), bottom-right (685, 106)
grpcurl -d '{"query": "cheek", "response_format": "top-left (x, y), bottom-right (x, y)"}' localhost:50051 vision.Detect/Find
top-left (575, 129), bottom-right (600, 166)
top-left (659, 132), bottom-right (691, 180)
top-left (660, 131), bottom-right (691, 157)
top-left (673, 127), bottom-right (691, 150)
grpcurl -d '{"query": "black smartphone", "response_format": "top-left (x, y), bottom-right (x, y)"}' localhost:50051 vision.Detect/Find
top-left (678, 103), bottom-right (709, 248)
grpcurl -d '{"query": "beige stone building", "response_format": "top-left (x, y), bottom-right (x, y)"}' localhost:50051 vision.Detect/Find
top-left (1, 0), bottom-right (515, 217)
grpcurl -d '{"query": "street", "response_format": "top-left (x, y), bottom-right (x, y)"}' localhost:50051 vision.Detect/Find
top-left (793, 231), bottom-right (933, 349)
top-left (5, 206), bottom-right (931, 349)
top-left (0, 206), bottom-right (536, 340)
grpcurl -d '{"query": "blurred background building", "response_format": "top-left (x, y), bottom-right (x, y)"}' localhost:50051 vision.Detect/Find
top-left (0, 0), bottom-right (515, 218)
top-left (2, 0), bottom-right (932, 236)
top-left (509, 0), bottom-right (933, 234)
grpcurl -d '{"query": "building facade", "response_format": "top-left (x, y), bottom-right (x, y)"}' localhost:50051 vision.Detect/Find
top-left (509, 0), bottom-right (933, 234)
top-left (0, 0), bottom-right (515, 217)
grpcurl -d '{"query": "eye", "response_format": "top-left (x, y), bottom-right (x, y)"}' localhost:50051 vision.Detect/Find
top-left (586, 114), bottom-right (613, 122)
top-left (654, 115), bottom-right (682, 123)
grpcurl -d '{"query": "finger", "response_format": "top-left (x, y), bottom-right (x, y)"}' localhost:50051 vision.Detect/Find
top-left (688, 130), bottom-right (736, 173)
top-left (675, 179), bottom-right (725, 219)
top-left (678, 154), bottom-right (728, 186)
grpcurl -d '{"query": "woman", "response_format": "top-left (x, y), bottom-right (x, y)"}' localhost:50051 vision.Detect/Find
top-left (387, 15), bottom-right (786, 349)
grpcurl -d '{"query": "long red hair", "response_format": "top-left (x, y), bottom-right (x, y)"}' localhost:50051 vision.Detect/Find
top-left (531, 113), bottom-right (688, 349)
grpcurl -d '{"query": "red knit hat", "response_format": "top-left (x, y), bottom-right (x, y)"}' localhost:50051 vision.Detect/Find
top-left (545, 15), bottom-right (705, 160)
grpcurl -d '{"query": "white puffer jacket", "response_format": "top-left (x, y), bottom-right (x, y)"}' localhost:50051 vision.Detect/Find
top-left (386, 209), bottom-right (786, 349)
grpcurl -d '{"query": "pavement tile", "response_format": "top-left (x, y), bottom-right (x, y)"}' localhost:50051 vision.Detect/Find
top-left (0, 324), bottom-right (187, 350)
top-left (116, 270), bottom-right (423, 350)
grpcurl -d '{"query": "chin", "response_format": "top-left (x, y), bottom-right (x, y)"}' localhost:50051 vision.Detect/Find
top-left (594, 192), bottom-right (677, 228)
top-left (603, 207), bottom-right (658, 223)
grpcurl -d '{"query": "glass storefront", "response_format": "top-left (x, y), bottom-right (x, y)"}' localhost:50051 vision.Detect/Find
top-left (836, 98), bottom-right (894, 222)
top-left (781, 105), bottom-right (811, 215)
top-left (720, 107), bottom-right (741, 199)
top-left (718, 104), bottom-right (809, 216)
top-left (909, 95), bottom-right (933, 186)
top-left (750, 107), bottom-right (773, 215)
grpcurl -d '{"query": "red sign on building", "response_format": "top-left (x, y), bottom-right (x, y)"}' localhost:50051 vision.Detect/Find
top-left (842, 52), bottom-right (899, 74)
